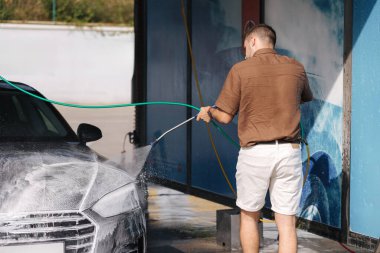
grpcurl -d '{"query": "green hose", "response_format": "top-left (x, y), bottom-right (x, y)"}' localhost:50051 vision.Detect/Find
top-left (0, 75), bottom-right (241, 147)
top-left (0, 75), bottom-right (200, 111)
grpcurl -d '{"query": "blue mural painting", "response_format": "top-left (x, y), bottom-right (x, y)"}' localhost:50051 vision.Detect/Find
top-left (265, 0), bottom-right (344, 228)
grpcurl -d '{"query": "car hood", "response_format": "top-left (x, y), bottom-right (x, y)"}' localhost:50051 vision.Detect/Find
top-left (0, 142), bottom-right (134, 214)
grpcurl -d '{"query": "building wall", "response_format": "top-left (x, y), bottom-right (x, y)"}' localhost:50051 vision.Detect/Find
top-left (0, 24), bottom-right (134, 103)
top-left (351, 0), bottom-right (380, 239)
top-left (145, 0), bottom-right (242, 196)
top-left (190, 0), bottom-right (242, 196)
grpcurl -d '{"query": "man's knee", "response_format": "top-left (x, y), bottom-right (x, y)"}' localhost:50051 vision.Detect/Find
top-left (240, 209), bottom-right (261, 223)
top-left (275, 212), bottom-right (296, 229)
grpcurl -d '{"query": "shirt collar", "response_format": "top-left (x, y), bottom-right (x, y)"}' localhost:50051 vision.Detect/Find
top-left (253, 48), bottom-right (276, 56)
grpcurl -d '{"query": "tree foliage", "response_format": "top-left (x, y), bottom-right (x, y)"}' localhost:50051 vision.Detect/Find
top-left (0, 0), bottom-right (134, 25)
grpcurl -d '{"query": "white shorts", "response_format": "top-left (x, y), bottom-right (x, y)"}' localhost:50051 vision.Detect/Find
top-left (235, 142), bottom-right (303, 215)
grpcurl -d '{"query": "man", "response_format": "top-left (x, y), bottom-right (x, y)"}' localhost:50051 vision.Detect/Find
top-left (197, 23), bottom-right (313, 253)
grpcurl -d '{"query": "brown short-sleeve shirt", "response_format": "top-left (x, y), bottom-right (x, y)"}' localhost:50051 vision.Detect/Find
top-left (215, 48), bottom-right (313, 147)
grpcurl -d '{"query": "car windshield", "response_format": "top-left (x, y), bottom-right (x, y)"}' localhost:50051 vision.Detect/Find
top-left (0, 91), bottom-right (77, 141)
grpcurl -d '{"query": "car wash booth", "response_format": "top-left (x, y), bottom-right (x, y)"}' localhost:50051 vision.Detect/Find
top-left (132, 0), bottom-right (380, 250)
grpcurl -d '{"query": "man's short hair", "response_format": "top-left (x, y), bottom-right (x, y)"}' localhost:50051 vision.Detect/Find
top-left (244, 22), bottom-right (276, 47)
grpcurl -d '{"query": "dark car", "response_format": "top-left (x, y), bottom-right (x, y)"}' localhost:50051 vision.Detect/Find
top-left (0, 81), bottom-right (147, 253)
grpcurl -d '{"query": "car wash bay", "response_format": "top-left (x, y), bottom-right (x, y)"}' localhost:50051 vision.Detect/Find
top-left (59, 107), bottom-right (373, 253)
top-left (132, 0), bottom-right (380, 251)
top-left (1, 0), bottom-right (378, 252)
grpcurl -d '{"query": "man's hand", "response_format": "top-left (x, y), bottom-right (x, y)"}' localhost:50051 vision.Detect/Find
top-left (196, 106), bottom-right (212, 123)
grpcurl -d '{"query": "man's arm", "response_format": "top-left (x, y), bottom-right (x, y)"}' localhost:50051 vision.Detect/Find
top-left (196, 106), bottom-right (234, 124)
top-left (197, 66), bottom-right (240, 124)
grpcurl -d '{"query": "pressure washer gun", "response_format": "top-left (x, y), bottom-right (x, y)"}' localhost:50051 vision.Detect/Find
top-left (150, 115), bottom-right (197, 146)
top-left (150, 105), bottom-right (220, 146)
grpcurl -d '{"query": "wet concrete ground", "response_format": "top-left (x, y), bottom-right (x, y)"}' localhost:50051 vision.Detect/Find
top-left (147, 184), bottom-right (228, 252)
top-left (147, 184), bottom-right (372, 253)
top-left (58, 107), bottom-right (373, 253)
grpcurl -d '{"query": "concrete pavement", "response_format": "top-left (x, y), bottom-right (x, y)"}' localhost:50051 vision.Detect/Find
top-left (146, 184), bottom-right (371, 253)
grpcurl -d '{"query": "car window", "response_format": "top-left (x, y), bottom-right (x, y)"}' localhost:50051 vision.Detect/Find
top-left (0, 91), bottom-right (76, 141)
top-left (38, 108), bottom-right (60, 134)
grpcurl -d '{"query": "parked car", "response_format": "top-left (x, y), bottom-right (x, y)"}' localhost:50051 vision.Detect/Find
top-left (0, 80), bottom-right (146, 253)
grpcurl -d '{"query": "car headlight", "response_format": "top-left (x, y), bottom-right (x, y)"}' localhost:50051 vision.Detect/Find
top-left (91, 183), bottom-right (140, 218)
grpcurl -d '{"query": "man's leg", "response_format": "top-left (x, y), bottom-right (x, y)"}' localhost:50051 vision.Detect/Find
top-left (275, 212), bottom-right (297, 253)
top-left (240, 210), bottom-right (261, 253)
top-left (270, 144), bottom-right (302, 253)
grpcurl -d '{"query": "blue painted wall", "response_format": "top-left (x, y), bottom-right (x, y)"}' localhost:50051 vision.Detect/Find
top-left (145, 0), bottom-right (242, 196)
top-left (351, 0), bottom-right (380, 239)
top-left (146, 0), bottom-right (188, 184)
top-left (191, 0), bottom-right (241, 197)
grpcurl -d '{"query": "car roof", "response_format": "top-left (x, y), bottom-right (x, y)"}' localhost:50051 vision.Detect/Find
top-left (0, 80), bottom-right (38, 92)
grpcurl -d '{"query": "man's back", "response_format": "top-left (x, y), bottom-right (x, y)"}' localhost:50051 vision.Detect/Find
top-left (215, 48), bottom-right (313, 147)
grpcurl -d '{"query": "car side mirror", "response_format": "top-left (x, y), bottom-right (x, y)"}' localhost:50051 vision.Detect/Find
top-left (77, 123), bottom-right (102, 145)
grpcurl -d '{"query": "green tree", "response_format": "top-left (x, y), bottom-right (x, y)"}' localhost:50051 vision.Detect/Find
top-left (0, 0), bottom-right (134, 25)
